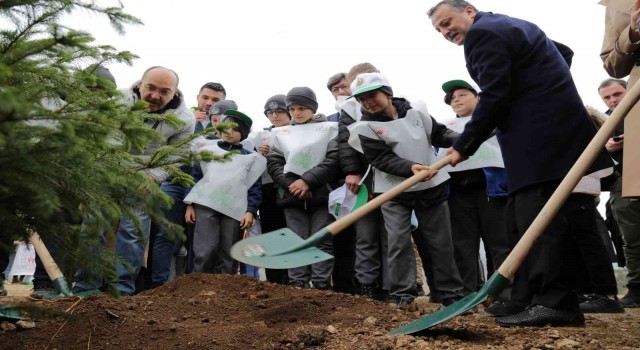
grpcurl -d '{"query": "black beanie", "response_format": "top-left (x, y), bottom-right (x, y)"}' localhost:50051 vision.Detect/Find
top-left (263, 94), bottom-right (289, 117)
top-left (285, 86), bottom-right (318, 113)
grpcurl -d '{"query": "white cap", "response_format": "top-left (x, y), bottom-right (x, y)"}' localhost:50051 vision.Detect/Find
top-left (349, 72), bottom-right (393, 99)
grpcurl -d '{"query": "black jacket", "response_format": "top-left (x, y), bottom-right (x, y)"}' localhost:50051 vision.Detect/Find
top-left (267, 120), bottom-right (342, 208)
top-left (357, 97), bottom-right (458, 205)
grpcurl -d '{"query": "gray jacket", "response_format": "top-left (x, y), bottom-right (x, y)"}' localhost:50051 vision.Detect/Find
top-left (123, 81), bottom-right (196, 183)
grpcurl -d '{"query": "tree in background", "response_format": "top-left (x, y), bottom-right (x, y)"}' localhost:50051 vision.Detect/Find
top-left (0, 0), bottom-right (222, 293)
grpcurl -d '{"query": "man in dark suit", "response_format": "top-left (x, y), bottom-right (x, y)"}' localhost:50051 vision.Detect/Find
top-left (428, 0), bottom-right (614, 327)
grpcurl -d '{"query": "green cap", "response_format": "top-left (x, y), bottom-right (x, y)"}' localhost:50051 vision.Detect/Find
top-left (221, 109), bottom-right (253, 128)
top-left (441, 79), bottom-right (479, 94)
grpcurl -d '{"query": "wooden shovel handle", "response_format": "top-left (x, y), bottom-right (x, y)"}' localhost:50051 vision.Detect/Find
top-left (326, 155), bottom-right (454, 234)
top-left (29, 231), bottom-right (64, 281)
top-left (498, 80), bottom-right (640, 279)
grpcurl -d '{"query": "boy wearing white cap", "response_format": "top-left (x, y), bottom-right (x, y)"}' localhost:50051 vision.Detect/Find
top-left (347, 73), bottom-right (464, 306)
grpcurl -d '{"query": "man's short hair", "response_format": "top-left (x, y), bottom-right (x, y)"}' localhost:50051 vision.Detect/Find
top-left (346, 63), bottom-right (379, 83)
top-left (598, 78), bottom-right (627, 92)
top-left (141, 66), bottom-right (179, 87)
top-left (326, 73), bottom-right (347, 91)
top-left (199, 82), bottom-right (226, 97)
top-left (427, 0), bottom-right (478, 18)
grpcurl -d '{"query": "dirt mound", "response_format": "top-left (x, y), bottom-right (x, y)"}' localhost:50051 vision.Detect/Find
top-left (1, 274), bottom-right (639, 349)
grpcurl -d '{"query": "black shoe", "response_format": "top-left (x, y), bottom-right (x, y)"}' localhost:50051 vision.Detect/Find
top-left (0, 286), bottom-right (7, 297)
top-left (387, 295), bottom-right (414, 307)
top-left (579, 295), bottom-right (624, 313)
top-left (496, 305), bottom-right (585, 327)
top-left (312, 281), bottom-right (332, 291)
top-left (289, 280), bottom-right (310, 289)
top-left (485, 300), bottom-right (527, 317)
top-left (416, 285), bottom-right (425, 297)
top-left (620, 291), bottom-right (640, 308)
top-left (354, 281), bottom-right (377, 299)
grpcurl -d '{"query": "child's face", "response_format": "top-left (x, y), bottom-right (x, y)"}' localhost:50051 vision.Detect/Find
top-left (210, 114), bottom-right (222, 126)
top-left (356, 90), bottom-right (391, 115)
top-left (221, 127), bottom-right (242, 144)
top-left (288, 104), bottom-right (314, 124)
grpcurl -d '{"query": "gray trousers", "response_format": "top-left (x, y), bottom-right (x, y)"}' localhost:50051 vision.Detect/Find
top-left (192, 204), bottom-right (241, 274)
top-left (284, 206), bottom-right (334, 284)
top-left (383, 199), bottom-right (464, 300)
top-left (354, 208), bottom-right (389, 289)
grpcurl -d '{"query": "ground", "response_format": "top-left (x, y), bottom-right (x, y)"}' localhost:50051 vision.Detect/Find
top-left (1, 274), bottom-right (639, 349)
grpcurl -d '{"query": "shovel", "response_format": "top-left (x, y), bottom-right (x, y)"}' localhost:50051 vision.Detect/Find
top-left (388, 81), bottom-right (640, 335)
top-left (29, 231), bottom-right (74, 297)
top-left (230, 155), bottom-right (454, 269)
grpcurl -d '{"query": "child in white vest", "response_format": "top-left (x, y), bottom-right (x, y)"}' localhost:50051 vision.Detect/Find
top-left (184, 110), bottom-right (265, 274)
top-left (266, 87), bottom-right (341, 290)
top-left (347, 73), bottom-right (464, 306)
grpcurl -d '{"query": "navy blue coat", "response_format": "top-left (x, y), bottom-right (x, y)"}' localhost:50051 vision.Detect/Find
top-left (453, 12), bottom-right (613, 193)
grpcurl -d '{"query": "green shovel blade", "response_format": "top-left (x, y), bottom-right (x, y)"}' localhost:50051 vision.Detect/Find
top-left (0, 304), bottom-right (26, 321)
top-left (230, 227), bottom-right (334, 269)
top-left (388, 272), bottom-right (510, 335)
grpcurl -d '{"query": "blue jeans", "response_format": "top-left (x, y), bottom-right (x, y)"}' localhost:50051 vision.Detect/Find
top-left (151, 182), bottom-right (186, 284)
top-left (73, 205), bottom-right (151, 295)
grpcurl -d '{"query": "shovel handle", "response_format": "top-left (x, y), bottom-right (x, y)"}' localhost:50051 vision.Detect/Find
top-left (326, 155), bottom-right (454, 235)
top-left (29, 231), bottom-right (64, 281)
top-left (497, 80), bottom-right (640, 279)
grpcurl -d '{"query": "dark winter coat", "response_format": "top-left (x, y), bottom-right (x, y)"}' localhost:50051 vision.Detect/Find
top-left (267, 117), bottom-right (342, 207)
top-left (455, 11), bottom-right (613, 193)
top-left (356, 97), bottom-right (459, 205)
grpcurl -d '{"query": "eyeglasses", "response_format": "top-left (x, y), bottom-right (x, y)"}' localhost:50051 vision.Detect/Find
top-left (331, 83), bottom-right (350, 94)
top-left (266, 109), bottom-right (287, 116)
top-left (143, 83), bottom-right (174, 97)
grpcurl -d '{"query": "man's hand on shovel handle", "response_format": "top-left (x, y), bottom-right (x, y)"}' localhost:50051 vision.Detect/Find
top-left (447, 147), bottom-right (468, 166)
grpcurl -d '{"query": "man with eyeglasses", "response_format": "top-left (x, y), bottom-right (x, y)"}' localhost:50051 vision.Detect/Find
top-left (74, 66), bottom-right (195, 296)
top-left (326, 73), bottom-right (352, 122)
top-left (324, 73), bottom-right (357, 293)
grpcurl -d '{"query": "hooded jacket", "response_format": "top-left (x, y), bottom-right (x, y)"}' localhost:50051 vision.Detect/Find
top-left (123, 81), bottom-right (196, 183)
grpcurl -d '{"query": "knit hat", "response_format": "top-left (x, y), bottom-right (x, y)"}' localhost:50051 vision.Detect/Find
top-left (209, 100), bottom-right (238, 116)
top-left (263, 94), bottom-right (289, 117)
top-left (349, 72), bottom-right (393, 99)
top-left (220, 109), bottom-right (252, 141)
top-left (285, 86), bottom-right (318, 113)
top-left (94, 67), bottom-right (116, 85)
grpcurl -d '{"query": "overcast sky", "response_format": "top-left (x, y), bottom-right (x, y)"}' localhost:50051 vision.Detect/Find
top-left (68, 1), bottom-right (609, 130)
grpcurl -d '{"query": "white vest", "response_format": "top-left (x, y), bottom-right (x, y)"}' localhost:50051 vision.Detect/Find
top-left (348, 108), bottom-right (450, 193)
top-left (246, 129), bottom-right (276, 184)
top-left (435, 116), bottom-right (505, 172)
top-left (184, 143), bottom-right (266, 221)
top-left (271, 122), bottom-right (338, 176)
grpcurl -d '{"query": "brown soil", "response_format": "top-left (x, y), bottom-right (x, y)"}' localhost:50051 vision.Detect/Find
top-left (1, 274), bottom-right (639, 349)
